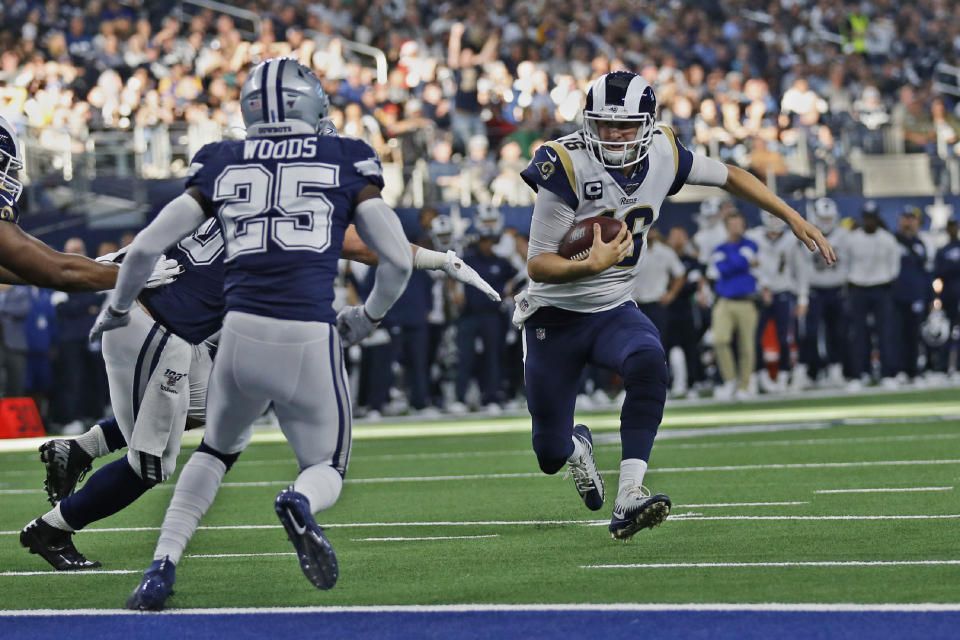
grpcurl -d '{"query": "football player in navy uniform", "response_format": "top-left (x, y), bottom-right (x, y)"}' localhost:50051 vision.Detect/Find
top-left (516, 71), bottom-right (834, 540)
top-left (22, 120), bottom-right (498, 577)
top-left (88, 58), bottom-right (468, 608)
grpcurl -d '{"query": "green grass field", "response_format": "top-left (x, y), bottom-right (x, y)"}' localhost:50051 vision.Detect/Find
top-left (1, 388), bottom-right (959, 610)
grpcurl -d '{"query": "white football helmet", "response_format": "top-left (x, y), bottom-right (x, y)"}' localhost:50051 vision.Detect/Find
top-left (761, 210), bottom-right (787, 233)
top-left (812, 197), bottom-right (839, 234)
top-left (475, 204), bottom-right (503, 237)
top-left (0, 115), bottom-right (24, 201)
top-left (582, 71), bottom-right (657, 169)
top-left (429, 215), bottom-right (456, 251)
top-left (921, 307), bottom-right (951, 347)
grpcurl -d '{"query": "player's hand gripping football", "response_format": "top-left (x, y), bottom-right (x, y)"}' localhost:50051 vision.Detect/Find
top-left (89, 305), bottom-right (130, 343)
top-left (789, 217), bottom-right (836, 265)
top-left (586, 221), bottom-right (632, 273)
top-left (337, 305), bottom-right (379, 347)
top-left (442, 250), bottom-right (501, 302)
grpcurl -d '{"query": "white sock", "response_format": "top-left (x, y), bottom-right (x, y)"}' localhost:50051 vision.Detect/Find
top-left (74, 424), bottom-right (109, 458)
top-left (294, 464), bottom-right (343, 513)
top-left (153, 452), bottom-right (226, 564)
top-left (617, 458), bottom-right (648, 500)
top-left (42, 503), bottom-right (74, 532)
top-left (566, 435), bottom-right (586, 464)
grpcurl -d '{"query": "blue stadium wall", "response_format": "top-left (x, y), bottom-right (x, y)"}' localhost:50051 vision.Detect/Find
top-left (19, 177), bottom-right (960, 249)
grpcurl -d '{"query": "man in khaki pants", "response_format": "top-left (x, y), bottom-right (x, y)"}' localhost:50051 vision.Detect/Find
top-left (707, 212), bottom-right (759, 400)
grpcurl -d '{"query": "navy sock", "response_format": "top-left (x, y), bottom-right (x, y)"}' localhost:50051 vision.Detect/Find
top-left (59, 457), bottom-right (152, 530)
top-left (619, 349), bottom-right (668, 461)
top-left (98, 418), bottom-right (126, 452)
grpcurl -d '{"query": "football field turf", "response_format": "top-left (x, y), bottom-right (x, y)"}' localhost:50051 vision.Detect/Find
top-left (1, 388), bottom-right (958, 637)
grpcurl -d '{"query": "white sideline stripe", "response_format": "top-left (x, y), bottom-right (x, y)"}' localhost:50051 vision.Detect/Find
top-left (4, 513), bottom-right (960, 537)
top-left (186, 552), bottom-right (295, 559)
top-left (0, 570), bottom-right (138, 577)
top-left (1, 458), bottom-right (957, 495)
top-left (583, 561), bottom-right (960, 569)
top-left (2, 397), bottom-right (959, 453)
top-left (815, 487), bottom-right (954, 494)
top-left (681, 502), bottom-right (808, 508)
top-left (353, 535), bottom-right (500, 542)
top-left (2, 603), bottom-right (960, 615)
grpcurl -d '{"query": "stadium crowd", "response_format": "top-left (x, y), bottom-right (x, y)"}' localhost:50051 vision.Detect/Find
top-left (1, 0), bottom-right (960, 425)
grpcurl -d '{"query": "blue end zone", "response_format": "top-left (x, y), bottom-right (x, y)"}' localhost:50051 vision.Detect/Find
top-left (4, 610), bottom-right (960, 640)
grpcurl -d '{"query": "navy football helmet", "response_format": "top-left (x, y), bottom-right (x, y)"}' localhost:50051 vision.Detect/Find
top-left (241, 58), bottom-right (331, 137)
top-left (0, 114), bottom-right (24, 201)
top-left (582, 71), bottom-right (657, 169)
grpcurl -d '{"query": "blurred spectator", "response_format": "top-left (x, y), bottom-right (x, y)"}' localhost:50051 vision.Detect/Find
top-left (24, 286), bottom-right (56, 421)
top-left (53, 237), bottom-right (105, 432)
top-left (845, 204), bottom-right (900, 390)
top-left (892, 207), bottom-right (932, 381)
top-left (665, 226), bottom-right (707, 397)
top-left (748, 212), bottom-right (808, 393)
top-left (0, 284), bottom-right (31, 398)
top-left (450, 223), bottom-right (517, 413)
top-left (632, 229), bottom-right (685, 347)
top-left (934, 218), bottom-right (960, 375)
top-left (707, 212), bottom-right (759, 400)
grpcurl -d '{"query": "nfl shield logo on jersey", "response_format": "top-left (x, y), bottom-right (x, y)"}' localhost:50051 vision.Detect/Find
top-left (536, 327), bottom-right (546, 341)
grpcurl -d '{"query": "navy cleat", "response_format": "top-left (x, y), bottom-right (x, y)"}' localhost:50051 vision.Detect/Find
top-left (609, 486), bottom-right (671, 540)
top-left (126, 556), bottom-right (176, 611)
top-left (40, 439), bottom-right (93, 505)
top-left (564, 424), bottom-right (605, 511)
top-left (275, 486), bottom-right (338, 590)
top-left (20, 518), bottom-right (101, 570)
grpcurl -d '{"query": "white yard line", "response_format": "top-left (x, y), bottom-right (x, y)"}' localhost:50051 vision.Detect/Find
top-left (2, 603), bottom-right (960, 615)
top-left (1, 458), bottom-right (956, 495)
top-left (680, 502), bottom-right (808, 508)
top-left (3, 513), bottom-right (959, 537)
top-left (815, 487), bottom-right (954, 494)
top-left (0, 570), bottom-right (138, 577)
top-left (583, 560), bottom-right (960, 569)
top-left (352, 535), bottom-right (500, 542)
top-left (186, 552), bottom-right (295, 559)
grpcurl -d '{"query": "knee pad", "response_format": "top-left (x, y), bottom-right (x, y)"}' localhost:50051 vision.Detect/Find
top-left (127, 450), bottom-right (172, 487)
top-left (197, 439), bottom-right (241, 472)
top-left (622, 347), bottom-right (668, 388)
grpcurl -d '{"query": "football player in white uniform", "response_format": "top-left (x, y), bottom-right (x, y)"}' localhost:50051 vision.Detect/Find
top-left (516, 70), bottom-right (834, 540)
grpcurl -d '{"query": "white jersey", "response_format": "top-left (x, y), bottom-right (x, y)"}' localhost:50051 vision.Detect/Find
top-left (518, 126), bottom-right (692, 317)
top-left (746, 227), bottom-right (810, 302)
top-left (846, 228), bottom-right (901, 286)
top-left (693, 222), bottom-right (728, 263)
top-left (633, 241), bottom-right (685, 303)
top-left (805, 226), bottom-right (851, 289)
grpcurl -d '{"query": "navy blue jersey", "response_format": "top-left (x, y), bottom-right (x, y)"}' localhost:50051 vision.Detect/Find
top-left (187, 135), bottom-right (384, 323)
top-left (139, 217), bottom-right (227, 345)
top-left (0, 190), bottom-right (22, 225)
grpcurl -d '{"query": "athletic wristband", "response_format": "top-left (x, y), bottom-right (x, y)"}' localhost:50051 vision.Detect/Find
top-left (413, 247), bottom-right (446, 270)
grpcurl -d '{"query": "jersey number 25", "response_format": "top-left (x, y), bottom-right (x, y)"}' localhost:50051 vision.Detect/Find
top-left (213, 162), bottom-right (338, 260)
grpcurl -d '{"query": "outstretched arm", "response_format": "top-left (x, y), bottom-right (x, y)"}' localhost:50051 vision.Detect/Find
top-left (722, 164), bottom-right (836, 265)
top-left (343, 225), bottom-right (501, 301)
top-left (0, 221), bottom-right (120, 291)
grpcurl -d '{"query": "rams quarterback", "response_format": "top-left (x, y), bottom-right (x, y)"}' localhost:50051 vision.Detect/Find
top-left (516, 70), bottom-right (834, 540)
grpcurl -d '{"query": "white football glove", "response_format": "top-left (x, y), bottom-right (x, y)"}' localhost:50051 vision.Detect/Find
top-left (336, 305), bottom-right (379, 347)
top-left (144, 257), bottom-right (184, 289)
top-left (442, 250), bottom-right (501, 302)
top-left (89, 305), bottom-right (131, 343)
top-left (95, 246), bottom-right (129, 264)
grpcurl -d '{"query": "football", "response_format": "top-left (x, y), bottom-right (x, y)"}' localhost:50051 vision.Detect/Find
top-left (558, 216), bottom-right (624, 260)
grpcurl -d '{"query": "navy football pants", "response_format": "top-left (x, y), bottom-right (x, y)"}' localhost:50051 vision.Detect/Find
top-left (523, 303), bottom-right (667, 474)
